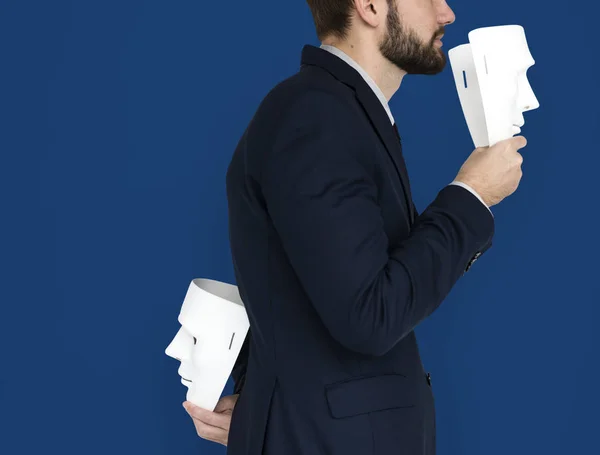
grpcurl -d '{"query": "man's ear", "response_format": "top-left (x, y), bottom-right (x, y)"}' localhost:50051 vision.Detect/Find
top-left (353, 0), bottom-right (386, 29)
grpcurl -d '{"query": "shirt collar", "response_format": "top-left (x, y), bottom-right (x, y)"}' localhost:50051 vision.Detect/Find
top-left (320, 44), bottom-right (395, 125)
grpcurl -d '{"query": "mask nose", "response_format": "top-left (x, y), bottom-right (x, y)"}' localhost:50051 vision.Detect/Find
top-left (165, 327), bottom-right (191, 361)
top-left (522, 92), bottom-right (540, 112)
top-left (518, 73), bottom-right (540, 112)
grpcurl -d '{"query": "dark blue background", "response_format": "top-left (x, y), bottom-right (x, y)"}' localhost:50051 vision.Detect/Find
top-left (2, 1), bottom-right (598, 454)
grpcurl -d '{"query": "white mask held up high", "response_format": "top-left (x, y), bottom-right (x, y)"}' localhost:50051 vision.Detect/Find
top-left (448, 25), bottom-right (540, 147)
top-left (165, 278), bottom-right (250, 411)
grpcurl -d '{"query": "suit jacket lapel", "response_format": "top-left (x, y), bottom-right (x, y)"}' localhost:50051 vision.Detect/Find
top-left (301, 45), bottom-right (415, 226)
top-left (354, 82), bottom-right (415, 225)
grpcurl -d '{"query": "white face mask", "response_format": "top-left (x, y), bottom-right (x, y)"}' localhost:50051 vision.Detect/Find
top-left (165, 278), bottom-right (249, 410)
top-left (449, 25), bottom-right (540, 147)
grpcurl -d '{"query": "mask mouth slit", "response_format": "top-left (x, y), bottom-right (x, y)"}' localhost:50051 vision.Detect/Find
top-left (182, 377), bottom-right (192, 383)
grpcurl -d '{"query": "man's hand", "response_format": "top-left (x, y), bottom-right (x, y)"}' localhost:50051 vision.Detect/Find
top-left (454, 135), bottom-right (528, 207)
top-left (182, 394), bottom-right (239, 447)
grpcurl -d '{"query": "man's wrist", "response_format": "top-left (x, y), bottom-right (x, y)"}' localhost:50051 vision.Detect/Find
top-left (449, 181), bottom-right (493, 216)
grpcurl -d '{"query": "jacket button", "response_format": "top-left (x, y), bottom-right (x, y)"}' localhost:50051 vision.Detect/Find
top-left (465, 251), bottom-right (482, 272)
top-left (426, 372), bottom-right (431, 385)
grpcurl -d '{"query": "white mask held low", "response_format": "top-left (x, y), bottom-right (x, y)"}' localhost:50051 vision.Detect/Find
top-left (165, 278), bottom-right (250, 411)
top-left (449, 25), bottom-right (540, 148)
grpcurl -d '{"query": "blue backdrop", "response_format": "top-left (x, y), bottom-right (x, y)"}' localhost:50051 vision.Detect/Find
top-left (2, 1), bottom-right (598, 454)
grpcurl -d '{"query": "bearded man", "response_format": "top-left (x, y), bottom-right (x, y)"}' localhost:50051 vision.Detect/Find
top-left (183, 1), bottom-right (527, 453)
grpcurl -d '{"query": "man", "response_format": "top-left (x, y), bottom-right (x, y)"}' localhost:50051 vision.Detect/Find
top-left (182, 0), bottom-right (527, 453)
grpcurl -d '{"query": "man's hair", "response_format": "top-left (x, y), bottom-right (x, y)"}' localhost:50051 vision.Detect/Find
top-left (305, 0), bottom-right (355, 41)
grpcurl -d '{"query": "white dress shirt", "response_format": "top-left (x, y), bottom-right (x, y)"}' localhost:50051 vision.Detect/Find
top-left (320, 44), bottom-right (492, 215)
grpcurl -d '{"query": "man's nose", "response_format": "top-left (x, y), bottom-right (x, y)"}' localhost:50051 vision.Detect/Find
top-left (438, 0), bottom-right (456, 26)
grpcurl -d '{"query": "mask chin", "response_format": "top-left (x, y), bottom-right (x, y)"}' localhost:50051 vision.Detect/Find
top-left (184, 366), bottom-right (232, 409)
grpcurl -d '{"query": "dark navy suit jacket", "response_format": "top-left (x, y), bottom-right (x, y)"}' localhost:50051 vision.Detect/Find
top-left (225, 44), bottom-right (494, 455)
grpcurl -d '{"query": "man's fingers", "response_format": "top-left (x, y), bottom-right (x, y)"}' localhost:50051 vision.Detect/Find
top-left (189, 418), bottom-right (227, 444)
top-left (515, 152), bottom-right (523, 166)
top-left (213, 401), bottom-right (231, 413)
top-left (512, 135), bottom-right (528, 149)
top-left (214, 395), bottom-right (237, 413)
top-left (183, 402), bottom-right (231, 431)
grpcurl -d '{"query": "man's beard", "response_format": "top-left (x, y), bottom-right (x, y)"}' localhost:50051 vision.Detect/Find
top-left (379, 3), bottom-right (446, 75)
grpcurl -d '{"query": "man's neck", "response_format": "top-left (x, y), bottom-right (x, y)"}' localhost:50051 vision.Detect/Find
top-left (322, 39), bottom-right (406, 101)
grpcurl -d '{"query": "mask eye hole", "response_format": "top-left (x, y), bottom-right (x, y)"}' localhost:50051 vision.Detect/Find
top-left (193, 337), bottom-right (197, 345)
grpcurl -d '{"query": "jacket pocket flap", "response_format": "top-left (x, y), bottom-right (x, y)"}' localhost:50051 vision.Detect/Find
top-left (325, 374), bottom-right (414, 419)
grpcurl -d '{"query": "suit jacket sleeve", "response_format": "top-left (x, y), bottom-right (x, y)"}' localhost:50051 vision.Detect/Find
top-left (259, 91), bottom-right (494, 357)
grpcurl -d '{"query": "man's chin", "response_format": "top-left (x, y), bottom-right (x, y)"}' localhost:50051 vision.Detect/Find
top-left (422, 50), bottom-right (447, 74)
top-left (405, 60), bottom-right (446, 75)
top-left (384, 45), bottom-right (447, 75)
